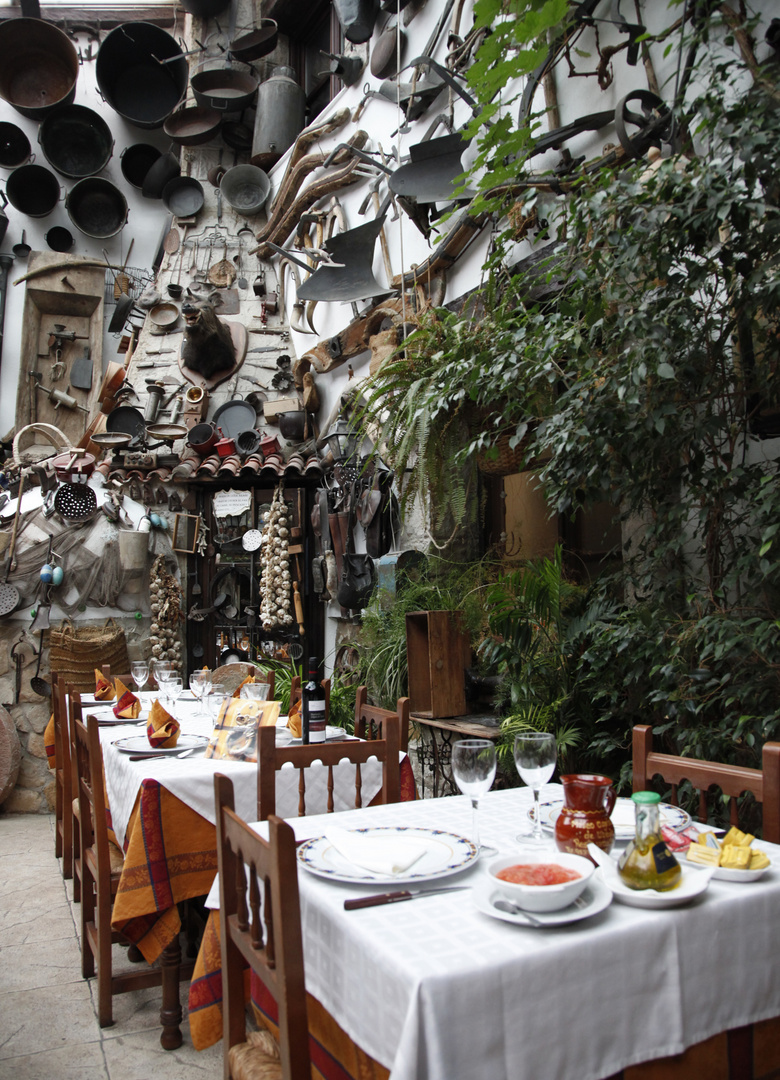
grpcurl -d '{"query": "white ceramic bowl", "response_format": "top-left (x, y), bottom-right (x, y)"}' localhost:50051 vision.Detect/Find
top-left (487, 851), bottom-right (595, 912)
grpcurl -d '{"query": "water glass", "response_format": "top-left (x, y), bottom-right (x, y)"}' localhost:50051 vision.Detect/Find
top-left (451, 739), bottom-right (498, 858)
top-left (240, 681), bottom-right (270, 702)
top-left (513, 732), bottom-right (557, 845)
top-left (131, 661), bottom-right (148, 694)
top-left (189, 669), bottom-right (212, 716)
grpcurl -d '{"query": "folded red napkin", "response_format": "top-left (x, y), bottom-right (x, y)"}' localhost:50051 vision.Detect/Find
top-left (113, 678), bottom-right (141, 719)
top-left (94, 668), bottom-right (115, 702)
top-left (146, 698), bottom-right (180, 749)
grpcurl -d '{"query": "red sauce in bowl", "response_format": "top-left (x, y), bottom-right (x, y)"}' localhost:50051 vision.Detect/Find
top-left (496, 863), bottom-right (582, 886)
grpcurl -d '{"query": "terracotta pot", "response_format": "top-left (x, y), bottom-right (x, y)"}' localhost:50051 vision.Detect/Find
top-left (554, 773), bottom-right (616, 860)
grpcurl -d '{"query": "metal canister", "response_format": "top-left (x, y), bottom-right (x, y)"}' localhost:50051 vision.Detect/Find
top-left (144, 382), bottom-right (165, 422)
top-left (250, 67), bottom-right (305, 172)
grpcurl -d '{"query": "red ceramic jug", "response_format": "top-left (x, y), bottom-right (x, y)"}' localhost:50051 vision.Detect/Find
top-left (554, 774), bottom-right (617, 859)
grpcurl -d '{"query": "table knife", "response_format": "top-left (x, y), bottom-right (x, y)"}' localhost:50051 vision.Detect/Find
top-left (344, 885), bottom-right (471, 910)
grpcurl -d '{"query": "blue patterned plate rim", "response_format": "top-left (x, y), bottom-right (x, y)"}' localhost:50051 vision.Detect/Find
top-left (297, 826), bottom-right (478, 885)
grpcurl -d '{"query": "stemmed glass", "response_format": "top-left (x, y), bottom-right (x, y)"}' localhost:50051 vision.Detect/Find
top-left (130, 661), bottom-right (148, 695)
top-left (451, 739), bottom-right (498, 858)
top-left (163, 675), bottom-right (183, 714)
top-left (152, 660), bottom-right (173, 691)
top-left (513, 731), bottom-right (557, 846)
top-left (189, 669), bottom-right (212, 717)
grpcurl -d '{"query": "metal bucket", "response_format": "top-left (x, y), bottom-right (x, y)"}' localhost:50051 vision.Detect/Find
top-left (120, 143), bottom-right (162, 189)
top-left (0, 122), bottom-right (31, 168)
top-left (0, 19), bottom-right (79, 119)
top-left (66, 177), bottom-right (128, 239)
top-left (39, 104), bottom-right (114, 179)
top-left (45, 226), bottom-right (74, 252)
top-left (96, 23), bottom-right (187, 129)
top-left (250, 67), bottom-right (305, 171)
top-left (6, 164), bottom-right (61, 217)
top-left (219, 164), bottom-right (270, 216)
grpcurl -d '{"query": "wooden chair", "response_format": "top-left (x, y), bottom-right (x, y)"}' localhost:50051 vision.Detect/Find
top-left (354, 684), bottom-right (411, 754)
top-left (216, 773), bottom-right (311, 1080)
top-left (72, 710), bottom-right (164, 1026)
top-left (633, 724), bottom-right (780, 842)
top-left (212, 663), bottom-right (275, 699)
top-left (257, 712), bottom-right (401, 820)
top-left (67, 685), bottom-right (84, 904)
top-left (52, 673), bottom-right (73, 881)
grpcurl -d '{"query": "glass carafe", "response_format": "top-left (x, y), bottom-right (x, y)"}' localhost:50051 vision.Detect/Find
top-left (618, 791), bottom-right (682, 891)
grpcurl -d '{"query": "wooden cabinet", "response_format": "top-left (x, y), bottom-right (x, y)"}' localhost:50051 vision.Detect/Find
top-left (405, 611), bottom-right (467, 719)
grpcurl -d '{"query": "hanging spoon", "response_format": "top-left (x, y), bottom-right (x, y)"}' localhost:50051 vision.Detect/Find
top-left (234, 247), bottom-right (248, 290)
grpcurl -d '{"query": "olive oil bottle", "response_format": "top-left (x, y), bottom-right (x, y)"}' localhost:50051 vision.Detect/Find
top-left (618, 791), bottom-right (682, 891)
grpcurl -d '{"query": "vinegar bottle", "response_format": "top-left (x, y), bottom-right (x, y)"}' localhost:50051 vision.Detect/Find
top-left (618, 791), bottom-right (682, 891)
top-left (302, 657), bottom-right (326, 745)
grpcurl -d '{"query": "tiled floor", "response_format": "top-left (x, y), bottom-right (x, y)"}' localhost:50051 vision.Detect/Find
top-left (0, 812), bottom-right (223, 1080)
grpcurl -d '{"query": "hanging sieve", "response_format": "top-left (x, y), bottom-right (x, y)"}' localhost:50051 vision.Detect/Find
top-left (0, 582), bottom-right (20, 618)
top-left (54, 482), bottom-right (98, 523)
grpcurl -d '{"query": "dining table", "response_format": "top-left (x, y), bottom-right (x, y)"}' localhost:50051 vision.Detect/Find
top-left (199, 784), bottom-right (780, 1080)
top-left (53, 690), bottom-right (415, 1050)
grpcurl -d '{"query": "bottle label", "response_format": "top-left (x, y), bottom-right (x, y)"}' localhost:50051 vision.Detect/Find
top-left (651, 841), bottom-right (678, 874)
top-left (308, 700), bottom-right (326, 743)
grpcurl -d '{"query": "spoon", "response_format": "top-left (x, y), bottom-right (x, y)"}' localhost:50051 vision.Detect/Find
top-left (492, 898), bottom-right (543, 926)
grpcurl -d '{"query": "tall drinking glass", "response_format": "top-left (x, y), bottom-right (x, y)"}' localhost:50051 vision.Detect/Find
top-left (131, 661), bottom-right (148, 695)
top-left (513, 732), bottom-right (557, 845)
top-left (189, 669), bottom-right (212, 717)
top-left (163, 676), bottom-right (183, 714)
top-left (451, 739), bottom-right (498, 858)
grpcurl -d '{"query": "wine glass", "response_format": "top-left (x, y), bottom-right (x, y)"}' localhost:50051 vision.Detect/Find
top-left (451, 739), bottom-right (498, 858)
top-left (241, 681), bottom-right (270, 702)
top-left (163, 675), bottom-right (183, 714)
top-left (152, 660), bottom-right (173, 691)
top-left (131, 661), bottom-right (148, 695)
top-left (189, 669), bottom-right (212, 717)
top-left (513, 731), bottom-right (557, 846)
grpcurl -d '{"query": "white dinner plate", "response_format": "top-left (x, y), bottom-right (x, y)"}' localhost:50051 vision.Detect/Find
top-left (112, 733), bottom-right (210, 756)
top-left (96, 713), bottom-right (148, 727)
top-left (686, 852), bottom-right (774, 883)
top-left (596, 862), bottom-right (713, 907)
top-left (276, 726), bottom-right (351, 745)
top-left (297, 826), bottom-right (478, 885)
top-left (473, 877), bottom-right (613, 927)
top-left (529, 797), bottom-right (691, 839)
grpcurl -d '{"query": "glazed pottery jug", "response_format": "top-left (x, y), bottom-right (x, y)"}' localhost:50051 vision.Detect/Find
top-left (554, 774), bottom-right (617, 859)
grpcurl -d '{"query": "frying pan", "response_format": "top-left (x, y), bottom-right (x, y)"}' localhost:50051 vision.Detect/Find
top-left (148, 301), bottom-right (180, 329)
top-left (212, 398), bottom-right (257, 439)
top-left (108, 292), bottom-right (140, 334)
top-left (163, 106), bottom-right (221, 147)
top-left (228, 18), bottom-right (278, 62)
top-left (105, 405), bottom-right (146, 447)
top-left (162, 176), bottom-right (205, 217)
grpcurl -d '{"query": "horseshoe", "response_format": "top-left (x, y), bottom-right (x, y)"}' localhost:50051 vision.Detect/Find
top-left (614, 90), bottom-right (675, 158)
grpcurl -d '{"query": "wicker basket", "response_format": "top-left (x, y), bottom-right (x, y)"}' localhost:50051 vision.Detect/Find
top-left (476, 431), bottom-right (530, 476)
top-left (48, 618), bottom-right (130, 692)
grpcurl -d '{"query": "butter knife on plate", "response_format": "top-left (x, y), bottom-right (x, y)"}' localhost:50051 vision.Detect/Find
top-left (344, 885), bottom-right (471, 910)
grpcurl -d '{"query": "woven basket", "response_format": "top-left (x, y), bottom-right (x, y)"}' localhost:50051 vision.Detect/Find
top-left (48, 618), bottom-right (130, 692)
top-left (476, 431), bottom-right (530, 476)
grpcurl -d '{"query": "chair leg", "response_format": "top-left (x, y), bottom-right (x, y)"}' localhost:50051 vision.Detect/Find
top-left (727, 1024), bottom-right (753, 1080)
top-left (81, 867), bottom-right (96, 981)
top-left (62, 801), bottom-right (73, 881)
top-left (72, 816), bottom-right (82, 904)
top-left (96, 886), bottom-right (115, 1027)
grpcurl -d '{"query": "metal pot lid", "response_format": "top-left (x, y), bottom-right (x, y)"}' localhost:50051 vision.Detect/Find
top-left (105, 405), bottom-right (146, 446)
top-left (212, 398), bottom-right (257, 439)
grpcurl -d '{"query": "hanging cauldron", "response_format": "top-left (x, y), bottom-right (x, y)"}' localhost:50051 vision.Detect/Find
top-left (6, 164), bottom-right (61, 217)
top-left (39, 104), bottom-right (114, 179)
top-left (120, 143), bottom-right (162, 189)
top-left (0, 19), bottom-right (79, 119)
top-left (0, 122), bottom-right (31, 168)
top-left (96, 23), bottom-right (187, 129)
top-left (66, 177), bottom-right (128, 239)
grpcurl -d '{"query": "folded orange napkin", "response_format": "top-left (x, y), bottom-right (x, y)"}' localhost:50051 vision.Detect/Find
top-left (232, 674), bottom-right (255, 698)
top-left (94, 668), bottom-right (115, 701)
top-left (146, 698), bottom-right (180, 749)
top-left (287, 699), bottom-right (302, 738)
top-left (113, 678), bottom-right (141, 719)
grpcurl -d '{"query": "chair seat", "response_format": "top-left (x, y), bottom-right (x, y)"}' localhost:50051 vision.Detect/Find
top-left (229, 1029), bottom-right (283, 1080)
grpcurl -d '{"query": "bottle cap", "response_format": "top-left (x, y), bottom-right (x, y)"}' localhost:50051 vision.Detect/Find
top-left (631, 791), bottom-right (661, 804)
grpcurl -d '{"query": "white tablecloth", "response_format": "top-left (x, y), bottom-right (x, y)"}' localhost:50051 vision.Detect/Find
top-left (82, 694), bottom-right (388, 850)
top-left (231, 787), bottom-right (780, 1080)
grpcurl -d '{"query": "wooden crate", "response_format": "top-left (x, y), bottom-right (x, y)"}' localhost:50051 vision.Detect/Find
top-left (405, 611), bottom-right (467, 719)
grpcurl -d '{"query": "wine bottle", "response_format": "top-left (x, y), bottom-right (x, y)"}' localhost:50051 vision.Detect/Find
top-left (302, 657), bottom-right (326, 744)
